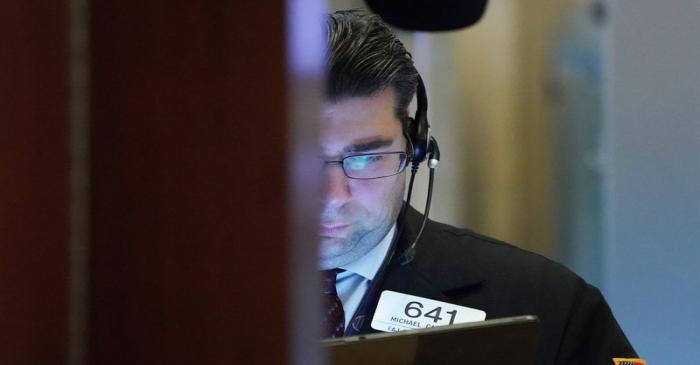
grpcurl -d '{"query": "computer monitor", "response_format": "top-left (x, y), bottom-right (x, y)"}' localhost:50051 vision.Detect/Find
top-left (322, 315), bottom-right (540, 365)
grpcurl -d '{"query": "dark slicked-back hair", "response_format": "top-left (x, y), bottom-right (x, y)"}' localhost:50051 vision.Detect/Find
top-left (326, 10), bottom-right (419, 123)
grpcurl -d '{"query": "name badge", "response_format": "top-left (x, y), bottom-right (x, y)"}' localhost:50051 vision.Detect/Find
top-left (371, 290), bottom-right (486, 332)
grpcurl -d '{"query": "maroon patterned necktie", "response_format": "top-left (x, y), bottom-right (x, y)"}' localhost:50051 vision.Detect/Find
top-left (322, 269), bottom-right (345, 338)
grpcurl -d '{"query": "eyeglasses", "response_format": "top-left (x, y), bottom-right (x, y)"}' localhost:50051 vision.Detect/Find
top-left (324, 152), bottom-right (409, 180)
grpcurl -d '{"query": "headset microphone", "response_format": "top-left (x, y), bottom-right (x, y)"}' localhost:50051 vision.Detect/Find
top-left (428, 136), bottom-right (440, 168)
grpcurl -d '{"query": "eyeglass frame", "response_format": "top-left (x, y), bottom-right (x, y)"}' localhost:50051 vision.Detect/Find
top-left (323, 151), bottom-right (410, 180)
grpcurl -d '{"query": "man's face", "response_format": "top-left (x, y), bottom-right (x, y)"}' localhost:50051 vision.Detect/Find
top-left (318, 87), bottom-right (407, 270)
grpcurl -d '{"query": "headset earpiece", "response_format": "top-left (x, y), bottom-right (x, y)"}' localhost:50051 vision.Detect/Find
top-left (408, 75), bottom-right (431, 165)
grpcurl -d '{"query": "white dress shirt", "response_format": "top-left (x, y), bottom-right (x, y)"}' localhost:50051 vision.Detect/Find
top-left (336, 225), bottom-right (396, 329)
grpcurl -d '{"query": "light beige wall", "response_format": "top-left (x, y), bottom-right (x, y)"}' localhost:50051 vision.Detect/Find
top-left (412, 0), bottom-right (573, 258)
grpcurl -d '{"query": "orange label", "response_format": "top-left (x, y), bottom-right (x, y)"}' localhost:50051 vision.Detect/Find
top-left (613, 358), bottom-right (647, 365)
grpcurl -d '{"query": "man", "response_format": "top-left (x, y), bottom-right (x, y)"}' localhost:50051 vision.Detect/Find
top-left (319, 10), bottom-right (638, 365)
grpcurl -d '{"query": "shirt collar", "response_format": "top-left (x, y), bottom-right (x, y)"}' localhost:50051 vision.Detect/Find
top-left (340, 225), bottom-right (396, 281)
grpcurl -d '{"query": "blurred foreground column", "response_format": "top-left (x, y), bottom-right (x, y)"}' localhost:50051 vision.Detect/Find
top-left (89, 2), bottom-right (322, 364)
top-left (0, 2), bottom-right (70, 364)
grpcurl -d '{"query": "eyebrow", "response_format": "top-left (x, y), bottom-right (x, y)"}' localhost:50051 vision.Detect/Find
top-left (343, 138), bottom-right (395, 153)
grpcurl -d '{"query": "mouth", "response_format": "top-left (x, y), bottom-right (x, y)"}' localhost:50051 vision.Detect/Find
top-left (319, 223), bottom-right (351, 237)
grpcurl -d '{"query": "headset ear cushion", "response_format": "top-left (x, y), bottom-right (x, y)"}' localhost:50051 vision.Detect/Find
top-left (408, 114), bottom-right (429, 164)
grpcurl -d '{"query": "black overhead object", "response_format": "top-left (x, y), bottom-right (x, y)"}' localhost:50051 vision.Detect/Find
top-left (365, 0), bottom-right (488, 31)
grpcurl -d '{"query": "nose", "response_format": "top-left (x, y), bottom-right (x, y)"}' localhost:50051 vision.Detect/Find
top-left (323, 163), bottom-right (351, 208)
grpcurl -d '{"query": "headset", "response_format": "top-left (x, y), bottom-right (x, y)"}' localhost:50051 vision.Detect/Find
top-left (397, 73), bottom-right (440, 265)
top-left (406, 74), bottom-right (439, 167)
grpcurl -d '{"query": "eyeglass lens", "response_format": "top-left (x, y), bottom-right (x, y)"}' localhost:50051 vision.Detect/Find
top-left (342, 153), bottom-right (407, 179)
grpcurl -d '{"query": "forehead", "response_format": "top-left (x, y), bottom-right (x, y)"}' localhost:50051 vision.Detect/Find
top-left (320, 88), bottom-right (403, 156)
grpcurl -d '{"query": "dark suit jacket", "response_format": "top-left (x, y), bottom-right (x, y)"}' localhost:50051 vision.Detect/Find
top-left (354, 206), bottom-right (637, 365)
